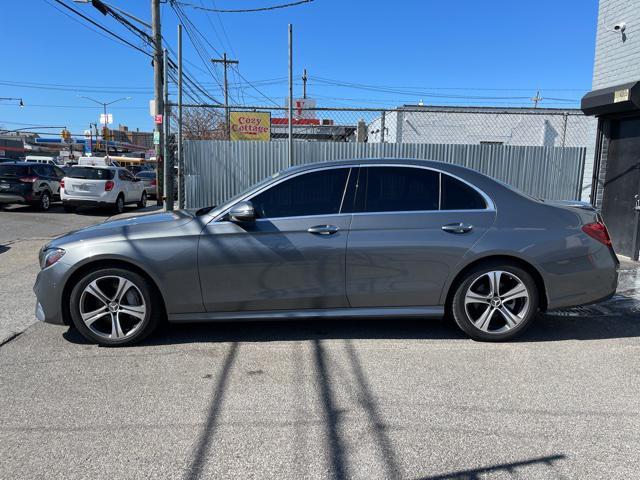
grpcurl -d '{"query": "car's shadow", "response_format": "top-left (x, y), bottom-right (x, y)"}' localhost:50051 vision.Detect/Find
top-left (62, 307), bottom-right (640, 347)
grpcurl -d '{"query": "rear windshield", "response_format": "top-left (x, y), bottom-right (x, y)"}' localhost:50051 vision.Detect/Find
top-left (66, 167), bottom-right (115, 180)
top-left (0, 165), bottom-right (30, 177)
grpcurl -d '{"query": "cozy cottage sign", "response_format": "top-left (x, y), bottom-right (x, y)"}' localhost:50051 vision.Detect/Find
top-left (230, 111), bottom-right (271, 141)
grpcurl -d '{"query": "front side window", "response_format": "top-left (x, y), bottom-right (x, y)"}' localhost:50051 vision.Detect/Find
top-left (250, 168), bottom-right (350, 219)
top-left (358, 167), bottom-right (439, 212)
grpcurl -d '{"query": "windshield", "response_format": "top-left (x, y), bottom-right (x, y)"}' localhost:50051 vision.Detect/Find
top-left (66, 167), bottom-right (115, 180)
top-left (198, 170), bottom-right (285, 217)
top-left (0, 165), bottom-right (30, 177)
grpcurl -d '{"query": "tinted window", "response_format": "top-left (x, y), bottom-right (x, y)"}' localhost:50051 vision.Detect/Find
top-left (66, 167), bottom-right (115, 180)
top-left (0, 165), bottom-right (30, 177)
top-left (136, 171), bottom-right (156, 179)
top-left (441, 174), bottom-right (486, 210)
top-left (53, 166), bottom-right (66, 178)
top-left (358, 167), bottom-right (439, 212)
top-left (42, 165), bottom-right (56, 177)
top-left (251, 168), bottom-right (350, 218)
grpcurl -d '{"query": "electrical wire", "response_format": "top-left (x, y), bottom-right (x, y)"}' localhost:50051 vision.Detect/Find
top-left (175, 0), bottom-right (314, 13)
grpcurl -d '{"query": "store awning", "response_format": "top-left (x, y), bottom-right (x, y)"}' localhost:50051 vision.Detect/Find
top-left (581, 81), bottom-right (640, 116)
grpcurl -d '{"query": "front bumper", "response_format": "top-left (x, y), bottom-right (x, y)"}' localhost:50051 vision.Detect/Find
top-left (33, 260), bottom-right (72, 325)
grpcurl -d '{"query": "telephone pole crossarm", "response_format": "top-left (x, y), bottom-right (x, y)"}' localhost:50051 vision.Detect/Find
top-left (211, 53), bottom-right (239, 138)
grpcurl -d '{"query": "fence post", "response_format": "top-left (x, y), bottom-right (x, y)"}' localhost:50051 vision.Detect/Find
top-left (288, 24), bottom-right (294, 166)
top-left (357, 119), bottom-right (367, 142)
top-left (561, 112), bottom-right (568, 148)
top-left (380, 111), bottom-right (386, 143)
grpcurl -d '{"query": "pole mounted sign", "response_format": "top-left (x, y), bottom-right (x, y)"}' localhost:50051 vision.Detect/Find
top-left (154, 114), bottom-right (163, 124)
top-left (229, 111), bottom-right (271, 141)
top-left (99, 113), bottom-right (113, 125)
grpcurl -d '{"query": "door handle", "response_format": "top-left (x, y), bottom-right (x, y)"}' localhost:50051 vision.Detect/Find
top-left (441, 222), bottom-right (473, 234)
top-left (307, 225), bottom-right (340, 235)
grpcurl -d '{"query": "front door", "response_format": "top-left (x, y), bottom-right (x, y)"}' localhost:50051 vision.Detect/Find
top-left (601, 116), bottom-right (640, 257)
top-left (198, 167), bottom-right (354, 312)
top-left (346, 166), bottom-right (496, 307)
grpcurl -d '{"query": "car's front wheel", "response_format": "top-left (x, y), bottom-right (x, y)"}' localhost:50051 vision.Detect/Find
top-left (39, 190), bottom-right (51, 211)
top-left (451, 263), bottom-right (538, 341)
top-left (113, 194), bottom-right (125, 214)
top-left (69, 268), bottom-right (161, 346)
top-left (137, 191), bottom-right (147, 209)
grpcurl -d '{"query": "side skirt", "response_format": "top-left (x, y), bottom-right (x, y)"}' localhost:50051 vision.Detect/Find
top-left (168, 306), bottom-right (445, 323)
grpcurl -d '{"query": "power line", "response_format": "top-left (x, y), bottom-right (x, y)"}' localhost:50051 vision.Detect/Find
top-left (175, 0), bottom-right (314, 13)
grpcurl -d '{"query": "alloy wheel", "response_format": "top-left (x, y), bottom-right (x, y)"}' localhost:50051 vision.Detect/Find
top-left (464, 270), bottom-right (530, 334)
top-left (41, 192), bottom-right (50, 210)
top-left (79, 275), bottom-right (147, 340)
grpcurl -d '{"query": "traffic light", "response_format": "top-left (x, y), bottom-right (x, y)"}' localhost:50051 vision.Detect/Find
top-left (102, 126), bottom-right (110, 141)
top-left (60, 129), bottom-right (71, 142)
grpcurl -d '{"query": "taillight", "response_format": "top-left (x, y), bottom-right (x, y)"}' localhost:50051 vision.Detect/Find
top-left (60, 178), bottom-right (65, 189)
top-left (150, 179), bottom-right (157, 186)
top-left (105, 180), bottom-right (115, 191)
top-left (582, 222), bottom-right (612, 246)
top-left (19, 176), bottom-right (37, 183)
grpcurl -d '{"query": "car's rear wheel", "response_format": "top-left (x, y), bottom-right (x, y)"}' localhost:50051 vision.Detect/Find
top-left (39, 190), bottom-right (51, 211)
top-left (137, 191), bottom-right (147, 209)
top-left (69, 268), bottom-right (161, 346)
top-left (113, 194), bottom-right (125, 214)
top-left (451, 263), bottom-right (538, 341)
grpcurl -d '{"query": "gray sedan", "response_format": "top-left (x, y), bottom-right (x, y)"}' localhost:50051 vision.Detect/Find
top-left (34, 159), bottom-right (619, 346)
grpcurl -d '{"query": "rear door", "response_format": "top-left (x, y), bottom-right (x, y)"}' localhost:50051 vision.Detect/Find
top-left (0, 164), bottom-right (32, 197)
top-left (346, 165), bottom-right (496, 307)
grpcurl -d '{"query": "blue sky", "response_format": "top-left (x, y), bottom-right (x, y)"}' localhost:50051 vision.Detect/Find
top-left (0, 0), bottom-right (598, 135)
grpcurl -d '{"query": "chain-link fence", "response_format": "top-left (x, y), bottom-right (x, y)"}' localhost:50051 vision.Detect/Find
top-left (167, 103), bottom-right (597, 207)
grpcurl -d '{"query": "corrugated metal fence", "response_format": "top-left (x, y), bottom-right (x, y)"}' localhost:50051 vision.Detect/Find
top-left (184, 141), bottom-right (586, 208)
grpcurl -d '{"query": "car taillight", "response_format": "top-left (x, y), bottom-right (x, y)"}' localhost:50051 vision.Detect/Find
top-left (582, 222), bottom-right (612, 246)
top-left (60, 178), bottom-right (65, 189)
top-left (105, 180), bottom-right (115, 191)
top-left (19, 176), bottom-right (37, 183)
top-left (150, 179), bottom-right (157, 186)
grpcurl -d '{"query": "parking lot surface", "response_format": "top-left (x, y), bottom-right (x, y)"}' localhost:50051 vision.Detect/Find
top-left (1, 207), bottom-right (639, 479)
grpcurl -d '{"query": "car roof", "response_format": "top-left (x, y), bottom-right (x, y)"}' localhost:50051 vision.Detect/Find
top-left (68, 165), bottom-right (117, 170)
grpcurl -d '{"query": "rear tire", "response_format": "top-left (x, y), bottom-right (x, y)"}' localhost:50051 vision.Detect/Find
top-left (113, 194), bottom-right (125, 214)
top-left (69, 267), bottom-right (161, 347)
top-left (39, 190), bottom-right (51, 211)
top-left (451, 262), bottom-right (539, 341)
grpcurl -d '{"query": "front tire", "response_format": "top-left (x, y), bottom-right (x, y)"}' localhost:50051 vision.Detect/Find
top-left (69, 268), bottom-right (161, 346)
top-left (137, 191), bottom-right (147, 209)
top-left (451, 263), bottom-right (538, 341)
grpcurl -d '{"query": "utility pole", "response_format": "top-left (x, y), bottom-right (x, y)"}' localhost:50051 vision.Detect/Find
top-left (211, 53), bottom-right (239, 138)
top-left (302, 68), bottom-right (307, 99)
top-left (177, 24), bottom-right (184, 209)
top-left (152, 0), bottom-right (164, 206)
top-left (288, 24), bottom-right (293, 166)
top-left (163, 48), bottom-right (173, 211)
top-left (532, 90), bottom-right (543, 108)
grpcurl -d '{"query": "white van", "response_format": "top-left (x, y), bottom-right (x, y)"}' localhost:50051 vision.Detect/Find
top-left (25, 156), bottom-right (62, 166)
top-left (77, 156), bottom-right (120, 167)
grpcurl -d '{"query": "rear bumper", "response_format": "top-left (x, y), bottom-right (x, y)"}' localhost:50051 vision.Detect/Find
top-left (33, 260), bottom-right (72, 325)
top-left (62, 198), bottom-right (115, 208)
top-left (544, 246), bottom-right (619, 310)
top-left (0, 193), bottom-right (30, 204)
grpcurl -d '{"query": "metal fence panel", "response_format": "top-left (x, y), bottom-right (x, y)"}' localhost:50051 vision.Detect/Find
top-left (184, 140), bottom-right (585, 208)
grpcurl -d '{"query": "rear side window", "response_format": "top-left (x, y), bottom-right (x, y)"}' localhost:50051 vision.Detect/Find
top-left (441, 174), bottom-right (486, 210)
top-left (66, 167), bottom-right (115, 180)
top-left (358, 167), bottom-right (439, 212)
top-left (0, 165), bottom-right (30, 177)
top-left (251, 168), bottom-right (350, 218)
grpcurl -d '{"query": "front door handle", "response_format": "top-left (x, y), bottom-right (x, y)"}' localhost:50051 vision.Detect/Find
top-left (307, 225), bottom-right (340, 235)
top-left (441, 222), bottom-right (473, 234)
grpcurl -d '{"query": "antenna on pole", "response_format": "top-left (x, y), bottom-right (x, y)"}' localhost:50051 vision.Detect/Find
top-left (531, 90), bottom-right (543, 108)
top-left (302, 68), bottom-right (308, 99)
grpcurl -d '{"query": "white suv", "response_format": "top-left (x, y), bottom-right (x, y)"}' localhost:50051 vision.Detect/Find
top-left (61, 166), bottom-right (147, 213)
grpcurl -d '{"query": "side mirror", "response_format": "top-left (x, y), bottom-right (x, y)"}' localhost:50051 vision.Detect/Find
top-left (228, 200), bottom-right (256, 222)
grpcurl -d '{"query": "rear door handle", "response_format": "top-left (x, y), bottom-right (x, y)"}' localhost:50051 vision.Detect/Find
top-left (441, 222), bottom-right (473, 234)
top-left (307, 225), bottom-right (340, 235)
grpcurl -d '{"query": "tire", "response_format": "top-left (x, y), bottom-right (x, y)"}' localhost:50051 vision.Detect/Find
top-left (451, 263), bottom-right (539, 341)
top-left (69, 267), bottom-right (162, 347)
top-left (63, 203), bottom-right (76, 213)
top-left (113, 194), bottom-right (125, 214)
top-left (137, 191), bottom-right (147, 209)
top-left (39, 190), bottom-right (51, 211)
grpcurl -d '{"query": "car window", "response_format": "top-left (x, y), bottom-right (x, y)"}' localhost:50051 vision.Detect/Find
top-left (31, 164), bottom-right (46, 176)
top-left (118, 169), bottom-right (134, 181)
top-left (357, 166), bottom-right (439, 212)
top-left (250, 168), bottom-right (351, 219)
top-left (440, 174), bottom-right (486, 210)
top-left (66, 167), bottom-right (115, 180)
top-left (53, 166), bottom-right (66, 178)
top-left (0, 165), bottom-right (30, 177)
top-left (136, 171), bottom-right (156, 179)
top-left (43, 165), bottom-right (56, 177)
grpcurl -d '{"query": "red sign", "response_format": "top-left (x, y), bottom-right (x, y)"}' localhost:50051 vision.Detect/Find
top-left (154, 114), bottom-right (163, 124)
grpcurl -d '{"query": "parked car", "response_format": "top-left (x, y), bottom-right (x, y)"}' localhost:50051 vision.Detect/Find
top-left (134, 170), bottom-right (157, 198)
top-left (60, 165), bottom-right (147, 214)
top-left (24, 155), bottom-right (63, 166)
top-left (0, 161), bottom-right (64, 210)
top-left (34, 159), bottom-right (619, 346)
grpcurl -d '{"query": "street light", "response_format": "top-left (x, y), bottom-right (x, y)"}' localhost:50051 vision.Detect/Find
top-left (0, 97), bottom-right (24, 107)
top-left (79, 96), bottom-right (131, 158)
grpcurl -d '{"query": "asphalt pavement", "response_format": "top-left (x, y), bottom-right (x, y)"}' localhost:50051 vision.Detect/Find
top-left (0, 205), bottom-right (639, 479)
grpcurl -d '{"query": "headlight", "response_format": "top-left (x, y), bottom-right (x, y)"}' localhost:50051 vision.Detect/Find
top-left (40, 248), bottom-right (65, 269)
